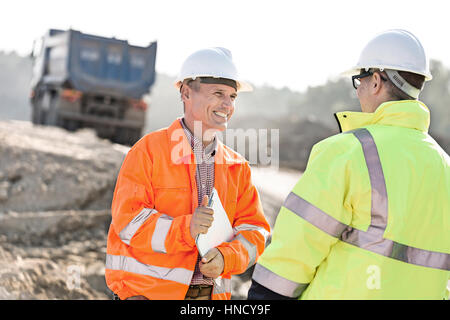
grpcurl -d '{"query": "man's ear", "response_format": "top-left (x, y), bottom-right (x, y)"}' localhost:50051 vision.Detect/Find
top-left (180, 85), bottom-right (190, 102)
top-left (372, 72), bottom-right (383, 95)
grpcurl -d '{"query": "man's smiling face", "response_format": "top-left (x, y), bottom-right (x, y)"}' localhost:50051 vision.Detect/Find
top-left (183, 82), bottom-right (237, 133)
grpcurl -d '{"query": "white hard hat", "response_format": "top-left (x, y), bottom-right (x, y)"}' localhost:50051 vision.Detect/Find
top-left (342, 29), bottom-right (432, 81)
top-left (175, 47), bottom-right (253, 92)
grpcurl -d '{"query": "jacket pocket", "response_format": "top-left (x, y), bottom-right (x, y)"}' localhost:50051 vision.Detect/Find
top-left (153, 175), bottom-right (191, 215)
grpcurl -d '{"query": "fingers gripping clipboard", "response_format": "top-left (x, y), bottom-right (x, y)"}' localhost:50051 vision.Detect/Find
top-left (195, 188), bottom-right (234, 257)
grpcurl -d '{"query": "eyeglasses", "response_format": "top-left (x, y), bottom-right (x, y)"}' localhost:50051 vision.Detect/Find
top-left (352, 70), bottom-right (387, 89)
top-left (352, 70), bottom-right (373, 89)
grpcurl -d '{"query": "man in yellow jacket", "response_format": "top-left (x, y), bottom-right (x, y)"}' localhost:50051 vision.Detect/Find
top-left (248, 29), bottom-right (450, 299)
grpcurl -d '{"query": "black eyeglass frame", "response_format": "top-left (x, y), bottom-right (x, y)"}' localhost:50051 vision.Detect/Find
top-left (352, 69), bottom-right (387, 89)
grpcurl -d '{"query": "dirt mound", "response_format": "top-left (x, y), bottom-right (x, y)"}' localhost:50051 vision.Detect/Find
top-left (0, 121), bottom-right (128, 213)
top-left (0, 120), bottom-right (295, 300)
top-left (0, 210), bottom-right (110, 299)
top-left (0, 120), bottom-right (127, 299)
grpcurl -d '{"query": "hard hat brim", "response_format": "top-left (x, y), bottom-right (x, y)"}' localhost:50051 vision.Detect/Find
top-left (340, 67), bottom-right (361, 78)
top-left (341, 65), bottom-right (432, 81)
top-left (236, 80), bottom-right (253, 92)
top-left (174, 77), bottom-right (253, 92)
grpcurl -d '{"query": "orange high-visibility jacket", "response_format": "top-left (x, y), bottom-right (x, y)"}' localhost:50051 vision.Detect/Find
top-left (105, 118), bottom-right (270, 300)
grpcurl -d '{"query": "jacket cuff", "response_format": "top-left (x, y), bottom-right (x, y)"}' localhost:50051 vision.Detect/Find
top-left (217, 246), bottom-right (236, 276)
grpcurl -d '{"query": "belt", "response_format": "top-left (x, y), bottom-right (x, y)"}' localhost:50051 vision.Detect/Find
top-left (185, 285), bottom-right (213, 300)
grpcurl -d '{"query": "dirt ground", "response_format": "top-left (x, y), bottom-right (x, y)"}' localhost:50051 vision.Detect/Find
top-left (0, 120), bottom-right (297, 300)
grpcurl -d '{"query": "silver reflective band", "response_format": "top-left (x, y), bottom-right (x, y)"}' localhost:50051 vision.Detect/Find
top-left (213, 277), bottom-right (232, 295)
top-left (233, 223), bottom-right (270, 244)
top-left (119, 208), bottom-right (156, 245)
top-left (352, 128), bottom-right (388, 232)
top-left (342, 229), bottom-right (450, 270)
top-left (286, 128), bottom-right (450, 271)
top-left (283, 192), bottom-right (348, 238)
top-left (151, 214), bottom-right (174, 253)
top-left (105, 254), bottom-right (193, 285)
top-left (343, 129), bottom-right (449, 270)
top-left (252, 263), bottom-right (308, 298)
top-left (235, 234), bottom-right (257, 270)
top-left (385, 69), bottom-right (421, 99)
top-left (287, 193), bottom-right (450, 270)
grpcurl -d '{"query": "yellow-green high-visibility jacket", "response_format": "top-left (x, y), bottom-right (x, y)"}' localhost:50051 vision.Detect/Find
top-left (253, 100), bottom-right (450, 299)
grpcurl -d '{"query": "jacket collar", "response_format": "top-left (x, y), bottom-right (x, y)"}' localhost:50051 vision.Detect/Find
top-left (335, 100), bottom-right (430, 133)
top-left (179, 118), bottom-right (217, 158)
top-left (167, 118), bottom-right (245, 166)
top-left (167, 118), bottom-right (193, 165)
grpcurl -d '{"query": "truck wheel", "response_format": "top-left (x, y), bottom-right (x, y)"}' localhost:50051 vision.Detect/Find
top-left (128, 129), bottom-right (142, 145)
top-left (45, 93), bottom-right (61, 126)
top-left (31, 93), bottom-right (46, 125)
top-left (63, 119), bottom-right (79, 131)
top-left (31, 103), bottom-right (40, 125)
top-left (114, 128), bottom-right (142, 146)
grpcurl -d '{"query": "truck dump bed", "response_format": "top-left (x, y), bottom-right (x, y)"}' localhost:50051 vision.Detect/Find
top-left (36, 29), bottom-right (157, 99)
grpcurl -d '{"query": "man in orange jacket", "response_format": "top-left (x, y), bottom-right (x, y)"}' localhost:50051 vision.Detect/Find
top-left (105, 47), bottom-right (270, 300)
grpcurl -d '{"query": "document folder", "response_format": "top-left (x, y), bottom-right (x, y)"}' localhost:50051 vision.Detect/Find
top-left (195, 188), bottom-right (234, 257)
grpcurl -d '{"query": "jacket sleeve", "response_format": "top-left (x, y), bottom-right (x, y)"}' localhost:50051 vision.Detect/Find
top-left (110, 145), bottom-right (196, 254)
top-left (247, 279), bottom-right (295, 300)
top-left (216, 162), bottom-right (271, 276)
top-left (251, 136), bottom-right (359, 298)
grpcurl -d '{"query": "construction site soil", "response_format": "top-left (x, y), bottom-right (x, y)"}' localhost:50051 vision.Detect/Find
top-left (0, 120), bottom-right (298, 300)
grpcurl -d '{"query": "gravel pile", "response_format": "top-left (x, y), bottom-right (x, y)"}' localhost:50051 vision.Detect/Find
top-left (0, 120), bottom-right (292, 300)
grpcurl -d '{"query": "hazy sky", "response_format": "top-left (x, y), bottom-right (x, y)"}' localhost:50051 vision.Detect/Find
top-left (1, 0), bottom-right (449, 92)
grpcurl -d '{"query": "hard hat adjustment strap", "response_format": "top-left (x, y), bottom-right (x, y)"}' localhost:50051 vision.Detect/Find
top-left (384, 69), bottom-right (421, 99)
top-left (199, 77), bottom-right (237, 91)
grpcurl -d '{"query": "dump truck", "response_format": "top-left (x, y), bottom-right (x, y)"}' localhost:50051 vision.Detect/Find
top-left (29, 29), bottom-right (157, 145)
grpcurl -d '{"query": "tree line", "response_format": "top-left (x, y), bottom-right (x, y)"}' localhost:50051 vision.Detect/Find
top-left (0, 51), bottom-right (448, 165)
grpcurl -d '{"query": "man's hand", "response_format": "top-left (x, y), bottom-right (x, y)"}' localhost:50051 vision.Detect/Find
top-left (199, 248), bottom-right (224, 279)
top-left (190, 195), bottom-right (214, 240)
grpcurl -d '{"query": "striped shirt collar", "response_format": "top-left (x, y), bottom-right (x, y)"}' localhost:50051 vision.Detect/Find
top-left (179, 118), bottom-right (217, 158)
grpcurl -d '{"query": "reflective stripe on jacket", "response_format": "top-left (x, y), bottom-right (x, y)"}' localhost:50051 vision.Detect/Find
top-left (253, 100), bottom-right (450, 299)
top-left (106, 118), bottom-right (270, 300)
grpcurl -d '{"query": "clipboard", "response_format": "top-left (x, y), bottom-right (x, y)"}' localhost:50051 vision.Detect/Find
top-left (195, 188), bottom-right (234, 257)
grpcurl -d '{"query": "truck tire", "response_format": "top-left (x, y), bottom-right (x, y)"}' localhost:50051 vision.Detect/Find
top-left (62, 119), bottom-right (80, 132)
top-left (45, 93), bottom-right (61, 126)
top-left (31, 103), bottom-right (41, 125)
top-left (114, 128), bottom-right (142, 146)
top-left (31, 95), bottom-right (47, 125)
